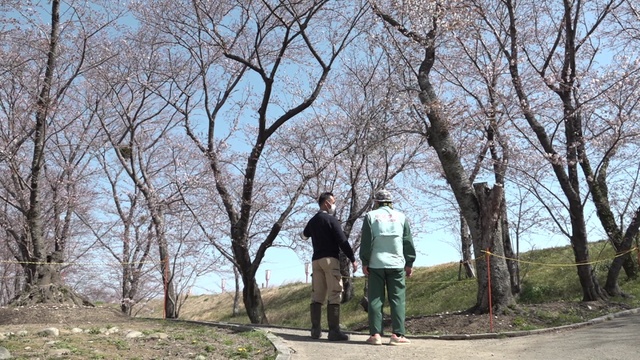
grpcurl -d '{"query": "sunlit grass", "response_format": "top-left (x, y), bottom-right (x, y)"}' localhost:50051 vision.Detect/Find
top-left (142, 240), bottom-right (640, 330)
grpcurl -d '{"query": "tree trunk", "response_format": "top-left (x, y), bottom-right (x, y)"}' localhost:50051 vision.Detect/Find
top-left (589, 168), bottom-right (638, 282)
top-left (471, 183), bottom-right (515, 313)
top-left (359, 278), bottom-right (369, 312)
top-left (10, 0), bottom-right (92, 307)
top-left (121, 267), bottom-right (133, 315)
top-left (119, 224), bottom-right (150, 316)
top-left (501, 200), bottom-right (520, 294)
top-left (460, 214), bottom-right (475, 278)
top-left (569, 202), bottom-right (607, 301)
top-left (242, 276), bottom-right (268, 324)
top-left (605, 207), bottom-right (640, 296)
top-left (339, 252), bottom-right (354, 303)
top-left (14, 260), bottom-right (92, 307)
top-left (159, 247), bottom-right (177, 318)
top-left (404, 26), bottom-right (513, 314)
top-left (120, 237), bottom-right (135, 316)
top-left (149, 207), bottom-right (177, 319)
top-left (233, 266), bottom-right (241, 316)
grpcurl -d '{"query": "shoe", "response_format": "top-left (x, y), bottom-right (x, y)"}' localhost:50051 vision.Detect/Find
top-left (366, 334), bottom-right (382, 345)
top-left (389, 334), bottom-right (410, 345)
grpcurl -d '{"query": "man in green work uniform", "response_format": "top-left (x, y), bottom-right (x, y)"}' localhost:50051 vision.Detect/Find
top-left (359, 189), bottom-right (416, 346)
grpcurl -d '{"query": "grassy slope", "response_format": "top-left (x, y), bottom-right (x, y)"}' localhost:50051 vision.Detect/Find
top-left (157, 241), bottom-right (640, 329)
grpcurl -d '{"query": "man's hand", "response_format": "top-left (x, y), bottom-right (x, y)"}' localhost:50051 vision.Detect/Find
top-left (351, 261), bottom-right (358, 273)
top-left (405, 266), bottom-right (413, 278)
top-left (363, 265), bottom-right (369, 276)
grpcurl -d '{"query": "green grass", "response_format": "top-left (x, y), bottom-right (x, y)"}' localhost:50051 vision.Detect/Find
top-left (108, 338), bottom-right (130, 351)
top-left (162, 240), bottom-right (640, 330)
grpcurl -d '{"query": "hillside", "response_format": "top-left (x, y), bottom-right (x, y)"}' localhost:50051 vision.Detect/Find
top-left (141, 241), bottom-right (640, 335)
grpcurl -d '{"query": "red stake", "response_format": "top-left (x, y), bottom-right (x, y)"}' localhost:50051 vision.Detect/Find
top-left (486, 249), bottom-right (493, 332)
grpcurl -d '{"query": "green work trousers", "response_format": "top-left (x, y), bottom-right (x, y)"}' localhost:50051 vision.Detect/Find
top-left (367, 267), bottom-right (406, 336)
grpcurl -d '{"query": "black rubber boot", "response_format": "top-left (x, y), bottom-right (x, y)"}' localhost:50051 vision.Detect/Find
top-left (310, 302), bottom-right (322, 339)
top-left (327, 304), bottom-right (349, 341)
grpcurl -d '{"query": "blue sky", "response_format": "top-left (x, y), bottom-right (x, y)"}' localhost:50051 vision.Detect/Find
top-left (191, 223), bottom-right (570, 295)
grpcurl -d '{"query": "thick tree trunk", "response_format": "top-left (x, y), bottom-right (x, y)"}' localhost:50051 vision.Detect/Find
top-left (471, 183), bottom-right (515, 314)
top-left (150, 208), bottom-right (178, 319)
top-left (242, 277), bottom-right (268, 324)
top-left (13, 261), bottom-right (92, 307)
top-left (403, 27), bottom-right (513, 314)
top-left (605, 255), bottom-right (627, 297)
top-left (119, 231), bottom-right (149, 316)
top-left (120, 238), bottom-right (144, 316)
top-left (590, 175), bottom-right (637, 282)
top-left (359, 278), bottom-right (369, 312)
top-left (121, 269), bottom-right (133, 315)
top-left (569, 204), bottom-right (607, 301)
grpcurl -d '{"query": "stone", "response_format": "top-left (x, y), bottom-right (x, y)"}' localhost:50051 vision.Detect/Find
top-left (125, 330), bottom-right (144, 338)
top-left (104, 327), bottom-right (119, 335)
top-left (0, 347), bottom-right (11, 360)
top-left (49, 348), bottom-right (72, 356)
top-left (38, 327), bottom-right (60, 337)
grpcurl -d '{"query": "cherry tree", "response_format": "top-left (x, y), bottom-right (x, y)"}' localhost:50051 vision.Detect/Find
top-left (0, 0), bottom-right (125, 305)
top-left (369, 1), bottom-right (515, 312)
top-left (130, 0), bottom-right (369, 324)
top-left (471, 0), bottom-right (640, 300)
top-left (87, 152), bottom-right (157, 315)
top-left (584, 56), bottom-right (640, 294)
top-left (303, 48), bottom-right (430, 302)
top-left (84, 20), bottom-right (223, 317)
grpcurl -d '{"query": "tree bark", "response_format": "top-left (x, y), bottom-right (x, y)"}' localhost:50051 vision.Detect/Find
top-left (584, 157), bottom-right (638, 292)
top-left (242, 275), bottom-right (268, 325)
top-left (339, 252), bottom-right (354, 303)
top-left (159, 243), bottom-right (177, 318)
top-left (470, 183), bottom-right (515, 313)
top-left (233, 266), bottom-right (241, 317)
top-left (460, 215), bottom-right (475, 278)
top-left (605, 207), bottom-right (640, 296)
top-left (501, 200), bottom-right (520, 294)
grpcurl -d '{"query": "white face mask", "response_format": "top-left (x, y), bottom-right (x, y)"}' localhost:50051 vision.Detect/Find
top-left (327, 203), bottom-right (336, 215)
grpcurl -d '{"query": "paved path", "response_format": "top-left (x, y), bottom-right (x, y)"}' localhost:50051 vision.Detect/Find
top-left (261, 309), bottom-right (640, 360)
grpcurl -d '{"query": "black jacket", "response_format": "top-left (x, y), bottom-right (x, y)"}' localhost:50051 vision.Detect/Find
top-left (303, 211), bottom-right (355, 262)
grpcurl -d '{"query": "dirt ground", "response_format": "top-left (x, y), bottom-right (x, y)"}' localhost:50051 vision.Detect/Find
top-left (0, 304), bottom-right (277, 359)
top-left (0, 301), bottom-right (631, 359)
top-left (353, 300), bottom-right (632, 335)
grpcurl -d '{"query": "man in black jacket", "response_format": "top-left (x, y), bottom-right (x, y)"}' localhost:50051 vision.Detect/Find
top-left (302, 192), bottom-right (358, 341)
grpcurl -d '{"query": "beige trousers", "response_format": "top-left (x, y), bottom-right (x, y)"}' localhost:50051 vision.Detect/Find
top-left (311, 257), bottom-right (343, 304)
